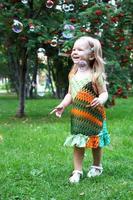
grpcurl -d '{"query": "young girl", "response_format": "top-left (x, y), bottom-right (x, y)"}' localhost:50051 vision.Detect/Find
top-left (50, 36), bottom-right (110, 183)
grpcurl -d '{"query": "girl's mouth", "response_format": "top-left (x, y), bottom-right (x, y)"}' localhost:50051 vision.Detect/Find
top-left (72, 56), bottom-right (80, 60)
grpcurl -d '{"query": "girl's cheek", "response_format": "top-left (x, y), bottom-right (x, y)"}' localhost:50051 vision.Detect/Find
top-left (80, 52), bottom-right (90, 58)
top-left (78, 52), bottom-right (84, 56)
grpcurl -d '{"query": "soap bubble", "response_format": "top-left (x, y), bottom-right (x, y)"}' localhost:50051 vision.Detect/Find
top-left (37, 48), bottom-right (46, 53)
top-left (51, 36), bottom-right (58, 47)
top-left (82, 0), bottom-right (89, 5)
top-left (62, 3), bottom-right (75, 12)
top-left (46, 0), bottom-right (54, 8)
top-left (21, 0), bottom-right (28, 4)
top-left (12, 19), bottom-right (23, 33)
top-left (62, 24), bottom-right (75, 39)
top-left (29, 23), bottom-right (35, 32)
top-left (78, 60), bottom-right (88, 68)
top-left (37, 48), bottom-right (46, 60)
top-left (62, 4), bottom-right (69, 12)
top-left (69, 4), bottom-right (75, 11)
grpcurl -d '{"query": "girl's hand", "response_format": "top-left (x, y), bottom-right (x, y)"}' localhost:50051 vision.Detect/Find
top-left (50, 105), bottom-right (65, 118)
top-left (90, 98), bottom-right (102, 108)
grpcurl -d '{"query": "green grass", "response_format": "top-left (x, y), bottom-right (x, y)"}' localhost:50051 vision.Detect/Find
top-left (0, 95), bottom-right (133, 200)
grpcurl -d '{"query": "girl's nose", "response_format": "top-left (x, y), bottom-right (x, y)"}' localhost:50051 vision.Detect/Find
top-left (72, 49), bottom-right (78, 54)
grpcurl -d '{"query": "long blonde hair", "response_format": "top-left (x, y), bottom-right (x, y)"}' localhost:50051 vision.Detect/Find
top-left (69, 36), bottom-right (106, 82)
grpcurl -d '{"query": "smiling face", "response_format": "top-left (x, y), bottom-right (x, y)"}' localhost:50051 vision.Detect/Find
top-left (71, 38), bottom-right (93, 64)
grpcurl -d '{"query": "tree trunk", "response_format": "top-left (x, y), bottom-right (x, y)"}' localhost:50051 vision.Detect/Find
top-left (7, 48), bottom-right (20, 95)
top-left (16, 48), bottom-right (28, 118)
top-left (47, 57), bottom-right (56, 96)
top-left (29, 55), bottom-right (38, 98)
top-left (51, 57), bottom-right (70, 98)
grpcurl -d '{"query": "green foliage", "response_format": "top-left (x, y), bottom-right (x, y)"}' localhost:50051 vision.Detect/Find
top-left (106, 60), bottom-right (131, 105)
top-left (0, 0), bottom-right (132, 104)
top-left (0, 96), bottom-right (133, 199)
top-left (0, 49), bottom-right (9, 77)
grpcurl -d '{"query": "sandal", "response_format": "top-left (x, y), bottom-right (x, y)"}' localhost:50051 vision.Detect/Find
top-left (87, 165), bottom-right (103, 178)
top-left (69, 170), bottom-right (83, 183)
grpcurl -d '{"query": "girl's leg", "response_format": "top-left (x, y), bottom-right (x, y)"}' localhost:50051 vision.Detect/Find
top-left (92, 147), bottom-right (102, 166)
top-left (69, 146), bottom-right (85, 183)
top-left (73, 146), bottom-right (85, 171)
top-left (87, 147), bottom-right (103, 178)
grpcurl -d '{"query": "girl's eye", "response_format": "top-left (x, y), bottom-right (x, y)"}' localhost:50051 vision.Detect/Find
top-left (72, 48), bottom-right (83, 52)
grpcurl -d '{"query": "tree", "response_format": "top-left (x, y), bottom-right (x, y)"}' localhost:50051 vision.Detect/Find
top-left (0, 0), bottom-right (132, 117)
top-left (55, 0), bottom-right (132, 104)
top-left (0, 0), bottom-right (64, 117)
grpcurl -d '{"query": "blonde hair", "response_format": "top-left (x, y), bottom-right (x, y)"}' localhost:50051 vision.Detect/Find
top-left (69, 36), bottom-right (106, 82)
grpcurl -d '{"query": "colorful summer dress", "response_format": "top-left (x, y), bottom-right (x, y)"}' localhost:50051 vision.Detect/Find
top-left (64, 74), bottom-right (110, 148)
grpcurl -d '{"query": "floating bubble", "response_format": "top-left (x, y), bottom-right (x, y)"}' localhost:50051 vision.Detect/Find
top-left (64, 24), bottom-right (75, 31)
top-left (62, 24), bottom-right (75, 39)
top-left (69, 4), bottom-right (75, 11)
top-left (62, 4), bottom-right (70, 12)
top-left (82, 0), bottom-right (89, 5)
top-left (62, 32), bottom-right (73, 39)
top-left (37, 48), bottom-right (46, 53)
top-left (37, 48), bottom-right (46, 60)
top-left (21, 0), bottom-right (28, 4)
top-left (12, 19), bottom-right (23, 33)
top-left (62, 3), bottom-right (75, 12)
top-left (50, 36), bottom-right (58, 47)
top-left (29, 23), bottom-right (35, 32)
top-left (46, 0), bottom-right (54, 8)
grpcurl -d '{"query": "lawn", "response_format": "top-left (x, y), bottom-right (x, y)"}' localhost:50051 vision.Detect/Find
top-left (0, 95), bottom-right (133, 200)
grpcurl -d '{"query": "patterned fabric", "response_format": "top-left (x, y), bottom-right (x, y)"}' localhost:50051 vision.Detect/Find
top-left (64, 121), bottom-right (110, 148)
top-left (64, 75), bottom-right (110, 148)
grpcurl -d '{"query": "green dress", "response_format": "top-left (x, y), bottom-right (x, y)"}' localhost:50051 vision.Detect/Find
top-left (64, 74), bottom-right (110, 148)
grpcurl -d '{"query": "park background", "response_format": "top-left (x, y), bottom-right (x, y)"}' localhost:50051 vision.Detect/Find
top-left (0, 0), bottom-right (133, 199)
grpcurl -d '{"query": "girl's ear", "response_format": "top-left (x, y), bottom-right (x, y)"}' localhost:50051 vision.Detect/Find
top-left (89, 57), bottom-right (95, 61)
top-left (89, 52), bottom-right (95, 60)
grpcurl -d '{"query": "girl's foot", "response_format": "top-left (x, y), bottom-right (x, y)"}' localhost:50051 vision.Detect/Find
top-left (87, 165), bottom-right (103, 178)
top-left (69, 170), bottom-right (83, 183)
